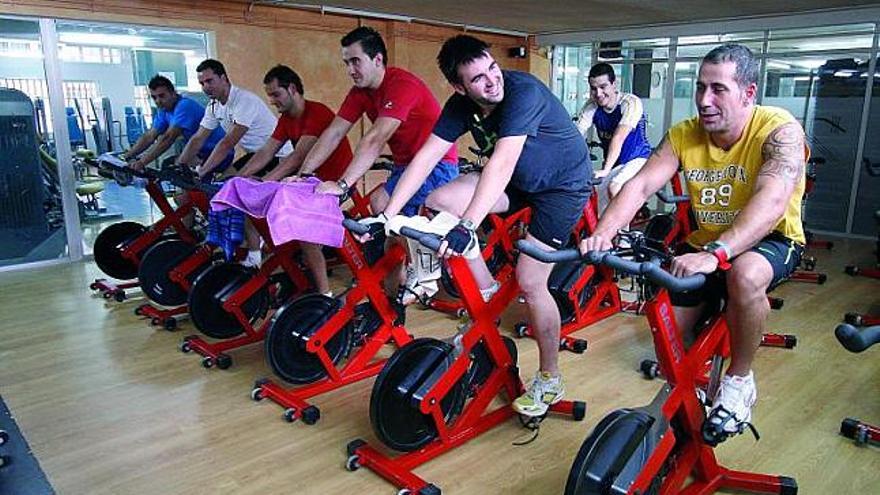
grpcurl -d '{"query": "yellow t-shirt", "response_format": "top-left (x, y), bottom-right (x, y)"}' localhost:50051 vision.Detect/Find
top-left (667, 106), bottom-right (807, 247)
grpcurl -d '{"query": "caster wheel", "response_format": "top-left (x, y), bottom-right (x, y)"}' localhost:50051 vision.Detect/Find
top-left (0, 455), bottom-right (10, 468)
top-left (769, 297), bottom-right (784, 310)
top-left (804, 257), bottom-right (816, 271)
top-left (180, 341), bottom-right (192, 353)
top-left (201, 357), bottom-right (214, 369)
top-left (254, 377), bottom-right (270, 388)
top-left (164, 319), bottom-right (177, 331)
top-left (216, 354), bottom-right (232, 370)
top-left (784, 335), bottom-right (798, 349)
top-left (845, 265), bottom-right (859, 276)
top-left (419, 485), bottom-right (441, 495)
top-left (134, 306), bottom-right (144, 316)
top-left (301, 406), bottom-right (320, 425)
top-left (103, 292), bottom-right (112, 299)
top-left (283, 408), bottom-right (297, 422)
top-left (0, 430), bottom-right (8, 445)
top-left (640, 359), bottom-right (660, 379)
top-left (151, 318), bottom-right (160, 326)
top-left (346, 439), bottom-right (366, 456)
top-left (817, 274), bottom-right (827, 284)
top-left (345, 454), bottom-right (360, 472)
top-left (89, 282), bottom-right (98, 291)
top-left (571, 339), bottom-right (588, 354)
top-left (572, 401), bottom-right (587, 421)
top-left (250, 388), bottom-right (263, 401)
top-left (514, 322), bottom-right (528, 338)
top-left (114, 291), bottom-right (126, 302)
top-left (397, 490), bottom-right (411, 495)
top-left (845, 313), bottom-right (863, 326)
top-left (455, 308), bottom-right (466, 319)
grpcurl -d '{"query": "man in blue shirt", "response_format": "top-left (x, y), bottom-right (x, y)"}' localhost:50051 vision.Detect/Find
top-left (123, 75), bottom-right (232, 171)
top-left (575, 63), bottom-right (652, 203)
top-left (370, 35), bottom-right (592, 417)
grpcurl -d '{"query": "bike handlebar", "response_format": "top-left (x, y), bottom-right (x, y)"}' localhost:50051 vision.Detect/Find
top-left (515, 240), bottom-right (706, 293)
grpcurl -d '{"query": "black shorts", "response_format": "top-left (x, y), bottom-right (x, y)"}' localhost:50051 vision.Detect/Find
top-left (506, 186), bottom-right (590, 249)
top-left (670, 231), bottom-right (805, 308)
top-left (232, 153), bottom-right (279, 177)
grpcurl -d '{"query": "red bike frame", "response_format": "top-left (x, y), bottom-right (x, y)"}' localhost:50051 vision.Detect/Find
top-left (624, 287), bottom-right (796, 494)
top-left (181, 217), bottom-right (311, 368)
top-left (348, 235), bottom-right (584, 493)
top-left (91, 183), bottom-right (207, 300)
top-left (253, 228), bottom-right (411, 422)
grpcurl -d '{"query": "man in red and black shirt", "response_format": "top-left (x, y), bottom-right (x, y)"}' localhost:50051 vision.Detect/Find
top-left (239, 65), bottom-right (354, 294)
top-left (239, 65), bottom-right (352, 181)
top-left (300, 26), bottom-right (458, 216)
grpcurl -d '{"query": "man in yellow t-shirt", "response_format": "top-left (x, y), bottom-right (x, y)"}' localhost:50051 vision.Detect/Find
top-left (580, 44), bottom-right (807, 444)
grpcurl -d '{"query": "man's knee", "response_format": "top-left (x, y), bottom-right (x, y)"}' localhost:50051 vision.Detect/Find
top-left (425, 188), bottom-right (454, 214)
top-left (516, 261), bottom-right (551, 298)
top-left (371, 188), bottom-right (390, 213)
top-left (727, 254), bottom-right (772, 302)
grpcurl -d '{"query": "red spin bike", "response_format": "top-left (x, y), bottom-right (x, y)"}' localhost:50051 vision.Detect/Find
top-left (344, 225), bottom-right (586, 494)
top-left (89, 154), bottom-right (207, 302)
top-left (517, 233), bottom-right (798, 495)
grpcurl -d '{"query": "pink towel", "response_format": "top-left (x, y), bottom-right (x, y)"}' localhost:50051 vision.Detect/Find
top-left (210, 177), bottom-right (344, 248)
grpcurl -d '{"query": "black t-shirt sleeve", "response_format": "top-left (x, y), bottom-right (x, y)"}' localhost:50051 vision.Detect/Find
top-left (432, 95), bottom-right (470, 143)
top-left (498, 82), bottom-right (544, 138)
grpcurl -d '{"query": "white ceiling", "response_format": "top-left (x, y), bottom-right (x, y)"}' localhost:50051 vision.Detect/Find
top-left (273, 1), bottom-right (880, 35)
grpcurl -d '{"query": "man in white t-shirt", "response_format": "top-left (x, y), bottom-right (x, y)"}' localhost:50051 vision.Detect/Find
top-left (178, 59), bottom-right (294, 267)
top-left (177, 58), bottom-right (292, 178)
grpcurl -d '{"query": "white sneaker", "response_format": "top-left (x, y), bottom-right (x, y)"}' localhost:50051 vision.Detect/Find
top-left (512, 371), bottom-right (565, 417)
top-left (480, 280), bottom-right (500, 302)
top-left (400, 267), bottom-right (438, 305)
top-left (707, 371), bottom-right (757, 434)
top-left (241, 249), bottom-right (262, 268)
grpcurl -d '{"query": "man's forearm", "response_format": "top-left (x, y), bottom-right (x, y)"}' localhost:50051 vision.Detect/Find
top-left (461, 160), bottom-right (515, 226)
top-left (603, 134), bottom-right (626, 170)
top-left (338, 135), bottom-right (385, 187)
top-left (594, 178), bottom-right (651, 237)
top-left (300, 130), bottom-right (343, 176)
top-left (137, 133), bottom-right (177, 165)
top-left (201, 138), bottom-right (234, 174)
top-left (384, 158), bottom-right (436, 217)
top-left (717, 188), bottom-right (786, 256)
top-left (124, 130), bottom-right (156, 159)
top-left (177, 135), bottom-right (206, 166)
top-left (238, 146), bottom-right (275, 177)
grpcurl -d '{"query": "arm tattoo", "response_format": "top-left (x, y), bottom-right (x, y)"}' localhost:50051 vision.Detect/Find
top-left (759, 122), bottom-right (805, 186)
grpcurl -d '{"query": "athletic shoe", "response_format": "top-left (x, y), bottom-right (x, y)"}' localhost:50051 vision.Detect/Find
top-left (512, 371), bottom-right (565, 417)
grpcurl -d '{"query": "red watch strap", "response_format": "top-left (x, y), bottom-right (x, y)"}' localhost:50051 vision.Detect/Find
top-left (711, 247), bottom-right (732, 271)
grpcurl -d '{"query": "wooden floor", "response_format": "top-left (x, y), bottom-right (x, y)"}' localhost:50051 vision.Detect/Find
top-left (1, 237), bottom-right (878, 495)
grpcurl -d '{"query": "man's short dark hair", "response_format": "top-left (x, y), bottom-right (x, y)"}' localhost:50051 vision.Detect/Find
top-left (588, 63), bottom-right (615, 83)
top-left (341, 26), bottom-right (387, 65)
top-left (148, 75), bottom-right (175, 93)
top-left (702, 43), bottom-right (759, 88)
top-left (196, 59), bottom-right (227, 78)
top-left (437, 35), bottom-right (492, 85)
top-left (263, 65), bottom-right (304, 95)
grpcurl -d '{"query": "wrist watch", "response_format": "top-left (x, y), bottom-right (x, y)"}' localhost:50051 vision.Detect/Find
top-left (459, 218), bottom-right (478, 231)
top-left (703, 240), bottom-right (732, 271)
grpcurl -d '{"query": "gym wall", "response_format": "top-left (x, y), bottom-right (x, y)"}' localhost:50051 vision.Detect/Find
top-left (0, 0), bottom-right (549, 161)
